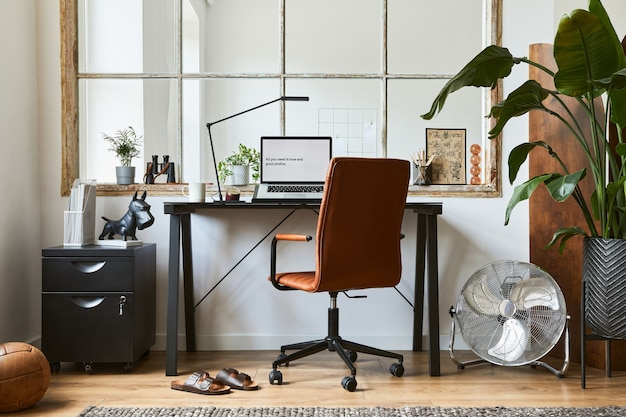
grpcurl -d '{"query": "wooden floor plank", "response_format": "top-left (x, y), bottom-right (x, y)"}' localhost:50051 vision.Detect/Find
top-left (22, 350), bottom-right (626, 416)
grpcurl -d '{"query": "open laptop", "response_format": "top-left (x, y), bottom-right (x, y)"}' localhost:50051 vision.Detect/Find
top-left (252, 136), bottom-right (332, 203)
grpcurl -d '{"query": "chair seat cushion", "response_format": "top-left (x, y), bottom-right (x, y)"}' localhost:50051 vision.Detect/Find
top-left (0, 342), bottom-right (51, 412)
top-left (274, 271), bottom-right (317, 292)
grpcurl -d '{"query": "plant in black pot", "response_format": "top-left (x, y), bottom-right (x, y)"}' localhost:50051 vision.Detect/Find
top-left (422, 0), bottom-right (626, 342)
top-left (102, 126), bottom-right (143, 185)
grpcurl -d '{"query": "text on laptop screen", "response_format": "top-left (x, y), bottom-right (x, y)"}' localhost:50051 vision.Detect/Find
top-left (261, 136), bottom-right (332, 183)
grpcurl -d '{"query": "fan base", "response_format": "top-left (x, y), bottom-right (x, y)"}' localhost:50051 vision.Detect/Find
top-left (448, 307), bottom-right (570, 378)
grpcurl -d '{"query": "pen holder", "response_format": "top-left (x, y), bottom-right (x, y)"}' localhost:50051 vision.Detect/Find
top-left (413, 164), bottom-right (432, 186)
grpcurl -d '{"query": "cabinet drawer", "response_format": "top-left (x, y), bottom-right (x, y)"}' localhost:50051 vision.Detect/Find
top-left (42, 257), bottom-right (135, 292)
top-left (42, 293), bottom-right (134, 362)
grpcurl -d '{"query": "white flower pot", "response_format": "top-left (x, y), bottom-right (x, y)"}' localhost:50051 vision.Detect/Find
top-left (226, 165), bottom-right (249, 185)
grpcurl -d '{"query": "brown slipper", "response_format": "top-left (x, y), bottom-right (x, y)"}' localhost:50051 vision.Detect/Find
top-left (215, 367), bottom-right (259, 390)
top-left (171, 370), bottom-right (231, 395)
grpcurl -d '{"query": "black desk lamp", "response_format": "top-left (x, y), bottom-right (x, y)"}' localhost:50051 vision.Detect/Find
top-left (206, 96), bottom-right (309, 202)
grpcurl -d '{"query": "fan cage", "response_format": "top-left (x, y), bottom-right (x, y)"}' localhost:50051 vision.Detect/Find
top-left (455, 260), bottom-right (567, 366)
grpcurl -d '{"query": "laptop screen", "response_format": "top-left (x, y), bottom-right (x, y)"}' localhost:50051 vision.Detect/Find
top-left (260, 136), bottom-right (332, 183)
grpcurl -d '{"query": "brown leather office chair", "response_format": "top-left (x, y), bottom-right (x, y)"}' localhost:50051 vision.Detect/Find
top-left (267, 157), bottom-right (410, 391)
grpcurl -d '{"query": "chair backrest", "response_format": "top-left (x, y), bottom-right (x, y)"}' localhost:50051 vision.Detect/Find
top-left (311, 157), bottom-right (410, 292)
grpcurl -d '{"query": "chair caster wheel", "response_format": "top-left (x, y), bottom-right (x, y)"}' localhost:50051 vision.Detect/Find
top-left (50, 362), bottom-right (61, 373)
top-left (84, 362), bottom-right (94, 374)
top-left (389, 363), bottom-right (404, 377)
top-left (123, 362), bottom-right (134, 373)
top-left (346, 350), bottom-right (358, 363)
top-left (269, 369), bottom-right (283, 385)
top-left (341, 376), bottom-right (357, 392)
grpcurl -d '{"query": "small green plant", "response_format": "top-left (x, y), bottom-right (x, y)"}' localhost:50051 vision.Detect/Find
top-left (217, 143), bottom-right (260, 183)
top-left (102, 126), bottom-right (143, 167)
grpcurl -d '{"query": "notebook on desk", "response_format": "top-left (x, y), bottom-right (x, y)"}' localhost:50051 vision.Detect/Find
top-left (252, 136), bottom-right (332, 203)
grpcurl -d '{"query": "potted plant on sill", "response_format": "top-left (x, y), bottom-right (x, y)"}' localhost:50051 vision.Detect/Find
top-left (217, 143), bottom-right (260, 186)
top-left (422, 0), bottom-right (626, 340)
top-left (102, 126), bottom-right (143, 185)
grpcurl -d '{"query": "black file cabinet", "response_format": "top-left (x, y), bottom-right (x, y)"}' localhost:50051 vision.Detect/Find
top-left (42, 244), bottom-right (156, 374)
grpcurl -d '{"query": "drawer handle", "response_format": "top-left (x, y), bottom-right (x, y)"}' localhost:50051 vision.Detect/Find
top-left (70, 261), bottom-right (106, 273)
top-left (71, 296), bottom-right (105, 308)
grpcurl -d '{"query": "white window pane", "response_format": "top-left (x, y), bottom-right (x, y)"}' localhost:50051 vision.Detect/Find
top-left (387, 79), bottom-right (484, 181)
top-left (286, 79), bottom-right (382, 156)
top-left (388, 0), bottom-right (484, 74)
top-left (79, 79), bottom-right (178, 183)
top-left (195, 0), bottom-right (279, 73)
top-left (79, 0), bottom-right (177, 73)
top-left (286, 0), bottom-right (381, 74)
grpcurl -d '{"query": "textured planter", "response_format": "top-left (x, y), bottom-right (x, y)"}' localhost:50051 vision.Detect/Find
top-left (226, 165), bottom-right (249, 186)
top-left (583, 237), bottom-right (626, 339)
top-left (115, 166), bottom-right (136, 185)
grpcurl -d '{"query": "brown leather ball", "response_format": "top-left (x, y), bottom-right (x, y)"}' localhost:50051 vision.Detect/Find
top-left (0, 342), bottom-right (51, 412)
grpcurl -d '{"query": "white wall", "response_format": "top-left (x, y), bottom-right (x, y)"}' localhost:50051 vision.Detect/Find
top-left (5, 0), bottom-right (617, 352)
top-left (0, 0), bottom-right (41, 343)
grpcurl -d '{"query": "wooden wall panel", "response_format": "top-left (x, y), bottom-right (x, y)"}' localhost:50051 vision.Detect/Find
top-left (528, 44), bottom-right (626, 370)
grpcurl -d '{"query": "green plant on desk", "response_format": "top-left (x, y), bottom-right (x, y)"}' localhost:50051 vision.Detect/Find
top-left (217, 143), bottom-right (260, 184)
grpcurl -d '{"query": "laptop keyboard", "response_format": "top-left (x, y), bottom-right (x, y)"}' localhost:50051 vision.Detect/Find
top-left (268, 185), bottom-right (324, 193)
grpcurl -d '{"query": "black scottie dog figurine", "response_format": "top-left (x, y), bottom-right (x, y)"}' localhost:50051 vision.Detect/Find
top-left (99, 191), bottom-right (155, 241)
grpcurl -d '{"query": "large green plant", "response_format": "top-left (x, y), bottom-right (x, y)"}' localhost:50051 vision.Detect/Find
top-left (422, 0), bottom-right (626, 252)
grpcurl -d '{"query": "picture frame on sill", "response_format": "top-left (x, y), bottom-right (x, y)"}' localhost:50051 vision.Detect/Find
top-left (425, 128), bottom-right (466, 185)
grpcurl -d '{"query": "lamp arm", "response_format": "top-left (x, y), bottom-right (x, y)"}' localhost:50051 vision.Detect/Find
top-left (207, 124), bottom-right (223, 202)
top-left (207, 97), bottom-right (282, 128)
top-left (206, 96), bottom-right (308, 128)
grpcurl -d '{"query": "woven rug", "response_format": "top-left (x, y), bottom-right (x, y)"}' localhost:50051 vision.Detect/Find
top-left (78, 406), bottom-right (626, 417)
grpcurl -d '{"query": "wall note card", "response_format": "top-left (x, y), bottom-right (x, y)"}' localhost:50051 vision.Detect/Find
top-left (318, 108), bottom-right (378, 157)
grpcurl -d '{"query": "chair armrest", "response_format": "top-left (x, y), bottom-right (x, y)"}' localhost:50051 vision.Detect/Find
top-left (275, 233), bottom-right (312, 242)
top-left (270, 234), bottom-right (312, 290)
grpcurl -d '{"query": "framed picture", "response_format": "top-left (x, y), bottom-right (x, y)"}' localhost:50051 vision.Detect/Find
top-left (425, 128), bottom-right (466, 185)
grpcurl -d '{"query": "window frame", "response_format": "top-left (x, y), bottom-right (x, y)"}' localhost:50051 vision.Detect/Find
top-left (60, 0), bottom-right (502, 197)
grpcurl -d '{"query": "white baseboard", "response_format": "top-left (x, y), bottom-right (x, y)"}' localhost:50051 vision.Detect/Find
top-left (151, 333), bottom-right (470, 351)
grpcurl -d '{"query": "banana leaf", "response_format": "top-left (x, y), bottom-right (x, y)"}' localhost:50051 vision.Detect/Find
top-left (421, 46), bottom-right (515, 120)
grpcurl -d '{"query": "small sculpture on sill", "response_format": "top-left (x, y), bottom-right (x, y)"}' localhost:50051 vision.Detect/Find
top-left (144, 155), bottom-right (176, 184)
top-left (98, 191), bottom-right (155, 241)
top-left (469, 144), bottom-right (482, 185)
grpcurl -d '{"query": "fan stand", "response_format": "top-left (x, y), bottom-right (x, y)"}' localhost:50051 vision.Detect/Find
top-left (448, 307), bottom-right (571, 378)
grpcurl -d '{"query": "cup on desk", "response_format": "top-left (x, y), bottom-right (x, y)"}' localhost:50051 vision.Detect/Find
top-left (182, 183), bottom-right (206, 202)
top-left (225, 187), bottom-right (241, 201)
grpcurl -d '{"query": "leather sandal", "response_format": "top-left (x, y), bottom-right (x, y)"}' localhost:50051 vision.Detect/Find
top-left (170, 370), bottom-right (231, 395)
top-left (215, 367), bottom-right (259, 390)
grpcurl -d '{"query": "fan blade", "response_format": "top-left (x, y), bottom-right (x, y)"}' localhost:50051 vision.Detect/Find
top-left (487, 318), bottom-right (529, 362)
top-left (463, 274), bottom-right (503, 315)
top-left (510, 277), bottom-right (560, 310)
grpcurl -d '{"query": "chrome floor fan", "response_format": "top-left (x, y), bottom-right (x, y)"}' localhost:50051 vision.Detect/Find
top-left (449, 260), bottom-right (569, 377)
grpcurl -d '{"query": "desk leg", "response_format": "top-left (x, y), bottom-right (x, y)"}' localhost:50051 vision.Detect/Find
top-left (426, 213), bottom-right (440, 376)
top-left (181, 213), bottom-right (196, 352)
top-left (413, 213), bottom-right (426, 352)
top-left (166, 214), bottom-right (181, 376)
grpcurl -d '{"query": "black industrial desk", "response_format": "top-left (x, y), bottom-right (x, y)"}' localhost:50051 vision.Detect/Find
top-left (163, 200), bottom-right (443, 377)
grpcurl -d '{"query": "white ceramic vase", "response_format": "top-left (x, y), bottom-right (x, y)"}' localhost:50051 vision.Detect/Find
top-left (226, 165), bottom-right (249, 186)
